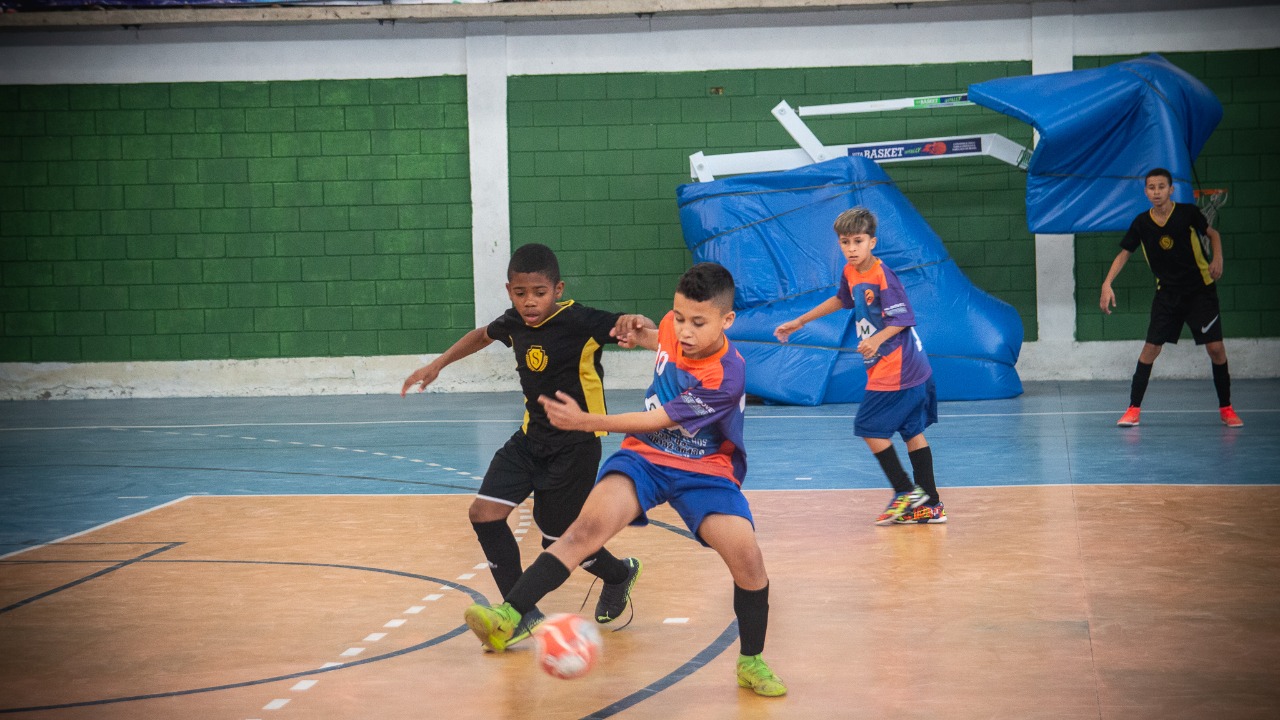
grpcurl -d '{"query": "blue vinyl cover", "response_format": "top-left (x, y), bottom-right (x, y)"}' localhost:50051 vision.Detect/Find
top-left (968, 54), bottom-right (1222, 233)
top-left (676, 156), bottom-right (1023, 406)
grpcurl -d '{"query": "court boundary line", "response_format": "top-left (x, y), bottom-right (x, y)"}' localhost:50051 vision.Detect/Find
top-left (0, 559), bottom-right (489, 714)
top-left (0, 496), bottom-right (191, 561)
top-left (0, 542), bottom-right (182, 615)
top-left (2, 406), bottom-right (1276, 432)
top-left (0, 499), bottom-right (734, 718)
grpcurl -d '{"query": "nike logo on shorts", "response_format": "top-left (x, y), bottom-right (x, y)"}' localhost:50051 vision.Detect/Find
top-left (1201, 315), bottom-right (1219, 333)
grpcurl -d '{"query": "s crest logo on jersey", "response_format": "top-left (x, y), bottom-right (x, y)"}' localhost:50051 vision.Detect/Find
top-left (525, 346), bottom-right (548, 372)
top-left (1159, 235), bottom-right (1174, 250)
top-left (863, 288), bottom-right (876, 306)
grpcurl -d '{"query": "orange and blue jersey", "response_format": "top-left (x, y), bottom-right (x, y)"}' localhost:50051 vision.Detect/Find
top-left (620, 312), bottom-right (748, 486)
top-left (836, 258), bottom-right (932, 392)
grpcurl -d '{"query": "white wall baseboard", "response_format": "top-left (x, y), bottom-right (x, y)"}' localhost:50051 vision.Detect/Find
top-left (3, 339), bottom-right (1275, 401)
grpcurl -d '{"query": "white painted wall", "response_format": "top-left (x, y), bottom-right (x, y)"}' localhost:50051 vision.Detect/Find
top-left (1, 1), bottom-right (1277, 399)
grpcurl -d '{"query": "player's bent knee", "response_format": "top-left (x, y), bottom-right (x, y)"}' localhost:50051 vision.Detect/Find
top-left (468, 498), bottom-right (513, 524)
top-left (557, 517), bottom-right (611, 556)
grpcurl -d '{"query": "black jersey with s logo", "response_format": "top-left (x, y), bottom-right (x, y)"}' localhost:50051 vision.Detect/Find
top-left (1120, 203), bottom-right (1214, 290)
top-left (486, 300), bottom-right (622, 446)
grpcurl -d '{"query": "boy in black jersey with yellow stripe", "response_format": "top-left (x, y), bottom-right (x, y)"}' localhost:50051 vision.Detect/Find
top-left (402, 243), bottom-right (651, 649)
top-left (1099, 168), bottom-right (1242, 428)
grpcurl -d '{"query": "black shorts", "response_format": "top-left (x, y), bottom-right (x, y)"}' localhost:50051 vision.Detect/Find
top-left (1146, 285), bottom-right (1223, 346)
top-left (477, 431), bottom-right (601, 540)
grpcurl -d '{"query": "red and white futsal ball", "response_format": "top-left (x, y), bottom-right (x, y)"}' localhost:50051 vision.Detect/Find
top-left (534, 613), bottom-right (602, 679)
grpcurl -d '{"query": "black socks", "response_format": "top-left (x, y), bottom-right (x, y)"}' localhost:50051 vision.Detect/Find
top-left (873, 446), bottom-right (913, 495)
top-left (472, 519), bottom-right (522, 599)
top-left (1212, 360), bottom-right (1231, 408)
top-left (506, 552), bottom-right (572, 615)
top-left (908, 445), bottom-right (940, 505)
top-left (1130, 360), bottom-right (1153, 407)
top-left (734, 583), bottom-right (769, 657)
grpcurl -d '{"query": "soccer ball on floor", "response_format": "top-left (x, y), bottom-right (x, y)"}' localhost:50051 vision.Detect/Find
top-left (534, 613), bottom-right (602, 679)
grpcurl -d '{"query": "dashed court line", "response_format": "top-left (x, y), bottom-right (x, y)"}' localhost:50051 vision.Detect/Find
top-left (101, 426), bottom-right (482, 481)
top-left (83, 430), bottom-right (680, 717)
top-left (234, 505), bottom-right (529, 719)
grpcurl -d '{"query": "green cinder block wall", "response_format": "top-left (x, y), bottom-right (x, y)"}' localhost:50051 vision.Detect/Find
top-left (1073, 50), bottom-right (1280, 342)
top-left (508, 62), bottom-right (1039, 340)
top-left (0, 77), bottom-right (474, 363)
top-left (3, 51), bottom-right (1271, 366)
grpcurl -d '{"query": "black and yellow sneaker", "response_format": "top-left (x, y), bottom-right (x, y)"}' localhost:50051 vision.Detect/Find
top-left (505, 607), bottom-right (545, 649)
top-left (595, 557), bottom-right (642, 624)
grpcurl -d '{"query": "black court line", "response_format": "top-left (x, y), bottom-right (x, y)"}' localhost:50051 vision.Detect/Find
top-left (0, 541), bottom-right (182, 616)
top-left (0, 558), bottom-right (490, 714)
top-left (647, 518), bottom-right (697, 542)
top-left (582, 620), bottom-right (740, 719)
top-left (1, 514), bottom-right (729, 715)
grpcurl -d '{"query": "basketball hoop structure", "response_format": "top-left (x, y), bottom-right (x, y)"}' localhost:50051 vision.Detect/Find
top-left (689, 93), bottom-right (1032, 182)
top-left (1194, 188), bottom-right (1228, 228)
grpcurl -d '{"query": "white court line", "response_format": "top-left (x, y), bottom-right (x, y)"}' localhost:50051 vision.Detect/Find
top-left (0, 496), bottom-right (192, 560)
top-left (0, 419), bottom-right (521, 431)
top-left (262, 699), bottom-right (290, 710)
top-left (291, 680), bottom-right (317, 691)
top-left (5, 407), bottom-right (1276, 432)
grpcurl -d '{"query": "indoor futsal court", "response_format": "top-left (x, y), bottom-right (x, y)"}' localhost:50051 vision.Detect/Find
top-left (1, 379), bottom-right (1278, 720)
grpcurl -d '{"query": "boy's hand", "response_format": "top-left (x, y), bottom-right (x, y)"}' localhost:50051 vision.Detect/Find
top-left (539, 391), bottom-right (593, 431)
top-left (856, 337), bottom-right (882, 360)
top-left (1209, 254), bottom-right (1223, 280)
top-left (1099, 284), bottom-right (1116, 315)
top-left (774, 319), bottom-right (803, 343)
top-left (611, 314), bottom-right (656, 348)
top-left (401, 365), bottom-right (440, 397)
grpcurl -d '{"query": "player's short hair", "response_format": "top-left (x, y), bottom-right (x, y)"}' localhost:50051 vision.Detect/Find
top-left (833, 206), bottom-right (877, 237)
top-left (508, 243), bottom-right (560, 284)
top-left (676, 262), bottom-right (736, 312)
top-left (1145, 168), bottom-right (1173, 184)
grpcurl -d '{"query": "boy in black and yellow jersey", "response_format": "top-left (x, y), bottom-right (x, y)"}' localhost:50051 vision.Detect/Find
top-left (402, 243), bottom-right (651, 649)
top-left (1100, 168), bottom-right (1242, 428)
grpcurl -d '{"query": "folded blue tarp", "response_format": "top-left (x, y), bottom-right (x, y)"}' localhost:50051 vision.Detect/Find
top-left (677, 156), bottom-right (1023, 406)
top-left (969, 54), bottom-right (1222, 233)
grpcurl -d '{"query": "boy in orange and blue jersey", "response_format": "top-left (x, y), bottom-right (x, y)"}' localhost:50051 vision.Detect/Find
top-left (461, 262), bottom-right (786, 697)
top-left (775, 207), bottom-right (945, 525)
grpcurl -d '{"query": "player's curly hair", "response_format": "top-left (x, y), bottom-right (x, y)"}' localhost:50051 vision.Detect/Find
top-left (677, 262), bottom-right (735, 312)
top-left (508, 243), bottom-right (560, 284)
top-left (833, 207), bottom-right (877, 238)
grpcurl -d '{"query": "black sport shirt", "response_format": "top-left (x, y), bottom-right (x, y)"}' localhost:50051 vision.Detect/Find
top-left (1120, 203), bottom-right (1214, 290)
top-left (486, 300), bottom-right (622, 446)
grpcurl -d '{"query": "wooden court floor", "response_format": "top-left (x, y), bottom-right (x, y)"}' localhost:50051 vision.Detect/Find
top-left (3, 486), bottom-right (1278, 720)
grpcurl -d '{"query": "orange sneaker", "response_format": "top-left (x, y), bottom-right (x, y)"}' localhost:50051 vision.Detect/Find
top-left (1117, 406), bottom-right (1141, 427)
top-left (1220, 405), bottom-right (1243, 428)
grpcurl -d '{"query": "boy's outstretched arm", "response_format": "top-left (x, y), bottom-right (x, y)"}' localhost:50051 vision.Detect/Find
top-left (612, 313), bottom-right (659, 351)
top-left (774, 296), bottom-right (845, 342)
top-left (1099, 249), bottom-right (1132, 315)
top-left (539, 390), bottom-right (675, 434)
top-left (401, 327), bottom-right (494, 396)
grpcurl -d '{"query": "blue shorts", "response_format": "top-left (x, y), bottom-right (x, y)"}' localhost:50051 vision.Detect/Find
top-left (854, 378), bottom-right (938, 441)
top-left (597, 449), bottom-right (753, 547)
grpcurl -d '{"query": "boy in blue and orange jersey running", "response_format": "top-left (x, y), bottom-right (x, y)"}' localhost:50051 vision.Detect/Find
top-left (461, 262), bottom-right (786, 697)
top-left (775, 207), bottom-right (945, 526)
